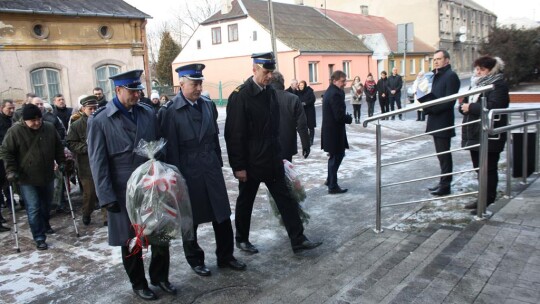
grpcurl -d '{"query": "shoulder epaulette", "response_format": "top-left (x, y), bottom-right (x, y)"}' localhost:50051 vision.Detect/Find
top-left (92, 106), bottom-right (107, 117)
top-left (138, 102), bottom-right (152, 109)
top-left (233, 84), bottom-right (245, 93)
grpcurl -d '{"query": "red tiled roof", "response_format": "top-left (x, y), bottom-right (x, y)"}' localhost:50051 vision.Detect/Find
top-left (320, 9), bottom-right (435, 53)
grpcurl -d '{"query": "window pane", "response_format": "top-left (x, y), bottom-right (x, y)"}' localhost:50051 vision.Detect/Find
top-left (31, 70), bottom-right (45, 98)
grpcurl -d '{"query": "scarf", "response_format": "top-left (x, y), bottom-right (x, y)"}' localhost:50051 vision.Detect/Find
top-left (476, 73), bottom-right (503, 87)
top-left (364, 80), bottom-right (376, 95)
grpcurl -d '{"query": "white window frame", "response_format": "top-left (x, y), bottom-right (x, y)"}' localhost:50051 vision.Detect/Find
top-left (30, 68), bottom-right (61, 102)
top-left (309, 62), bottom-right (319, 84)
top-left (211, 27), bottom-right (221, 44)
top-left (410, 59), bottom-right (416, 75)
top-left (96, 65), bottom-right (120, 101)
top-left (228, 24), bottom-right (238, 42)
top-left (342, 61), bottom-right (351, 79)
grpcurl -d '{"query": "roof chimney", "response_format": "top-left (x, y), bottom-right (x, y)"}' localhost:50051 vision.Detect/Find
top-left (221, 0), bottom-right (232, 15)
top-left (294, 0), bottom-right (304, 4)
top-left (360, 5), bottom-right (369, 16)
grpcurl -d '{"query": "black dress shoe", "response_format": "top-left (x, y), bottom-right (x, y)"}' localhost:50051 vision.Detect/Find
top-left (218, 259), bottom-right (247, 270)
top-left (430, 188), bottom-right (450, 196)
top-left (428, 185), bottom-right (440, 191)
top-left (464, 201), bottom-right (478, 209)
top-left (151, 281), bottom-right (177, 295)
top-left (0, 225), bottom-right (10, 232)
top-left (292, 239), bottom-right (323, 253)
top-left (236, 241), bottom-right (259, 254)
top-left (0, 216), bottom-right (6, 224)
top-left (191, 265), bottom-right (211, 276)
top-left (83, 215), bottom-right (91, 226)
top-left (36, 240), bottom-right (48, 250)
top-left (328, 187), bottom-right (348, 194)
top-left (133, 287), bottom-right (158, 301)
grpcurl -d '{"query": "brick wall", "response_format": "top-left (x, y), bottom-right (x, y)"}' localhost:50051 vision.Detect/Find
top-left (509, 93), bottom-right (540, 103)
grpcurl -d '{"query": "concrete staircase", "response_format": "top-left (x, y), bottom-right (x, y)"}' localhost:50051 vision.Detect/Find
top-left (249, 225), bottom-right (464, 304)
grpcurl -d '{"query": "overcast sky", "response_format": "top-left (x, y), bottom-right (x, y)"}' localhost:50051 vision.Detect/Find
top-left (124, 0), bottom-right (539, 33)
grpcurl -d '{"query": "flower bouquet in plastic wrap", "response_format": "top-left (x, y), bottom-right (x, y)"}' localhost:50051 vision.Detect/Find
top-left (126, 138), bottom-right (194, 254)
top-left (267, 160), bottom-right (310, 225)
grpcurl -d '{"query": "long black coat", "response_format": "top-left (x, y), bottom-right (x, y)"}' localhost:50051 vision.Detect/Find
top-left (376, 77), bottom-right (389, 103)
top-left (88, 100), bottom-right (158, 246)
top-left (225, 76), bottom-right (284, 182)
top-left (297, 86), bottom-right (317, 129)
top-left (460, 77), bottom-right (509, 153)
top-left (321, 83), bottom-right (352, 154)
top-left (423, 64), bottom-right (461, 138)
top-left (158, 92), bottom-right (231, 225)
top-left (276, 90), bottom-right (309, 159)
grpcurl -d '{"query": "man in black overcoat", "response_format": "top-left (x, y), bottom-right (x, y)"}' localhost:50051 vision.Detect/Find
top-left (225, 52), bottom-right (322, 255)
top-left (321, 70), bottom-right (353, 194)
top-left (158, 63), bottom-right (245, 277)
top-left (421, 50), bottom-right (461, 196)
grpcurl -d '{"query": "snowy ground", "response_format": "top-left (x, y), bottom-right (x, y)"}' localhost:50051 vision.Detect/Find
top-left (0, 100), bottom-right (537, 303)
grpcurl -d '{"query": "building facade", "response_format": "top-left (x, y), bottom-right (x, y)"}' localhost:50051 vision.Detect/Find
top-left (0, 0), bottom-right (150, 106)
top-left (300, 0), bottom-right (497, 73)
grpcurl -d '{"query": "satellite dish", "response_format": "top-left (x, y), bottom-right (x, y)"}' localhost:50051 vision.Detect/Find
top-left (459, 26), bottom-right (467, 34)
top-left (459, 34), bottom-right (467, 43)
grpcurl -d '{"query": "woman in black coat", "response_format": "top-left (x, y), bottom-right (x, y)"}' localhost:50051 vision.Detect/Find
top-left (297, 80), bottom-right (317, 146)
top-left (459, 56), bottom-right (509, 213)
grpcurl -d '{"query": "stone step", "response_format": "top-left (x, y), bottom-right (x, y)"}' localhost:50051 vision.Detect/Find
top-left (248, 225), bottom-right (459, 304)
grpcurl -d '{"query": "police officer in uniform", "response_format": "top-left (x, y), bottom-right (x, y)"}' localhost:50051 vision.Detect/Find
top-left (225, 52), bottom-right (322, 254)
top-left (88, 70), bottom-right (176, 300)
top-left (158, 64), bottom-right (246, 277)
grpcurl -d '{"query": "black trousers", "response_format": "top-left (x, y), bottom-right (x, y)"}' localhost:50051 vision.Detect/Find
top-left (367, 101), bottom-right (376, 117)
top-left (379, 99), bottom-right (389, 114)
top-left (352, 104), bottom-right (361, 120)
top-left (389, 93), bottom-right (402, 118)
top-left (470, 150), bottom-right (501, 205)
top-left (121, 245), bottom-right (170, 290)
top-left (327, 152), bottom-right (345, 190)
top-left (235, 177), bottom-right (305, 246)
top-left (183, 219), bottom-right (234, 267)
top-left (433, 136), bottom-right (453, 188)
top-left (308, 127), bottom-right (315, 146)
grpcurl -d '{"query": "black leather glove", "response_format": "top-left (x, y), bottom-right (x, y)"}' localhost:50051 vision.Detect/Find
top-left (6, 171), bottom-right (18, 183)
top-left (302, 147), bottom-right (310, 158)
top-left (105, 201), bottom-right (121, 213)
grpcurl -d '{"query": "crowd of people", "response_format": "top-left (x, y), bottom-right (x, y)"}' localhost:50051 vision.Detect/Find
top-left (0, 49), bottom-right (510, 300)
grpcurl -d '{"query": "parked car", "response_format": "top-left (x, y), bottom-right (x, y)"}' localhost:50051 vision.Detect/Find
top-left (407, 71), bottom-right (434, 103)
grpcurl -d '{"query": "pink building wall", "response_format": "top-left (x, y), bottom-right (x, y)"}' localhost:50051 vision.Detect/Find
top-left (172, 52), bottom-right (375, 100)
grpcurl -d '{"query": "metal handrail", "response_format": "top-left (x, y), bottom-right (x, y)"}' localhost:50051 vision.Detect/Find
top-left (487, 107), bottom-right (540, 134)
top-left (366, 85), bottom-right (496, 233)
top-left (363, 85), bottom-right (494, 127)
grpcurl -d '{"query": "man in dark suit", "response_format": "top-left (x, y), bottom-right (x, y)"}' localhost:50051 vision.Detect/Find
top-left (321, 70), bottom-right (353, 194)
top-left (158, 63), bottom-right (245, 277)
top-left (422, 50), bottom-right (461, 196)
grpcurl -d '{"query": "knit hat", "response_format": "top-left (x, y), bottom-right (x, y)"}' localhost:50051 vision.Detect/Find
top-left (22, 104), bottom-right (43, 120)
top-left (150, 93), bottom-right (160, 100)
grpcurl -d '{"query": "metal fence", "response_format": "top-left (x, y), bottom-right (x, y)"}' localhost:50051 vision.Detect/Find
top-left (363, 85), bottom-right (540, 233)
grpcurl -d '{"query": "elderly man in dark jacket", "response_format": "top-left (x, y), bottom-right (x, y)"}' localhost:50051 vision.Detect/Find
top-left (387, 67), bottom-right (403, 120)
top-left (271, 71), bottom-right (310, 162)
top-left (421, 50), bottom-right (461, 196)
top-left (322, 70), bottom-right (353, 194)
top-left (66, 96), bottom-right (105, 226)
top-left (1, 104), bottom-right (66, 250)
top-left (88, 70), bottom-right (175, 300)
top-left (158, 63), bottom-right (245, 277)
top-left (225, 52), bottom-right (322, 255)
top-left (52, 94), bottom-right (73, 130)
